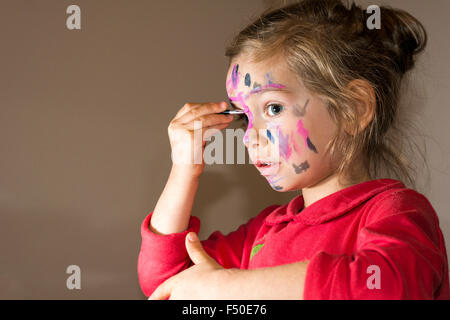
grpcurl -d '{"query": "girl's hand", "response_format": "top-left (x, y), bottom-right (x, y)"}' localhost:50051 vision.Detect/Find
top-left (148, 232), bottom-right (229, 300)
top-left (168, 102), bottom-right (233, 178)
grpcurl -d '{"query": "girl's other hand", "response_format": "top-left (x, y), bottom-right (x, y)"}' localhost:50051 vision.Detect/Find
top-left (168, 101), bottom-right (233, 178)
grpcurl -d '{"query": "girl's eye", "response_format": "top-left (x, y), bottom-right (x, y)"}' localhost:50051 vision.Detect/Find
top-left (266, 103), bottom-right (284, 117)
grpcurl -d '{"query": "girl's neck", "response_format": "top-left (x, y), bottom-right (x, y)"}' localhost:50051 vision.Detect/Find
top-left (301, 171), bottom-right (371, 208)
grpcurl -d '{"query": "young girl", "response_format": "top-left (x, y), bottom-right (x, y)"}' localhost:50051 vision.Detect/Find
top-left (138, 0), bottom-right (449, 299)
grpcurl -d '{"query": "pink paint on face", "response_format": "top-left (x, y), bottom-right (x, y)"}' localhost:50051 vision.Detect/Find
top-left (229, 83), bottom-right (286, 144)
top-left (290, 132), bottom-right (302, 156)
top-left (226, 68), bottom-right (285, 147)
top-left (296, 118), bottom-right (310, 147)
top-left (229, 91), bottom-right (254, 144)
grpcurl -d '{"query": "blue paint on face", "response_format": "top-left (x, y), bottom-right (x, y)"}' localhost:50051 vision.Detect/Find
top-left (232, 64), bottom-right (239, 88)
top-left (245, 73), bottom-right (251, 87)
top-left (266, 129), bottom-right (275, 144)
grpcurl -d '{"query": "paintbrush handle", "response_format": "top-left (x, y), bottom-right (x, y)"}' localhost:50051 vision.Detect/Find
top-left (218, 110), bottom-right (245, 115)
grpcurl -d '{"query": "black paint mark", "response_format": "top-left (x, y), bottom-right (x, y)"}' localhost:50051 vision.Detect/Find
top-left (292, 161), bottom-right (310, 174)
top-left (245, 73), bottom-right (251, 87)
top-left (272, 185), bottom-right (283, 191)
top-left (293, 99), bottom-right (309, 117)
top-left (306, 137), bottom-right (318, 153)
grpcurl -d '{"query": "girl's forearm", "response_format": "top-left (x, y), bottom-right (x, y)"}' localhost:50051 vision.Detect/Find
top-left (150, 165), bottom-right (200, 235)
top-left (223, 261), bottom-right (309, 300)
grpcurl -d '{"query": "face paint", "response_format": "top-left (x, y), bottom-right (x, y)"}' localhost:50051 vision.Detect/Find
top-left (306, 137), bottom-right (318, 153)
top-left (292, 160), bottom-right (310, 174)
top-left (229, 92), bottom-right (254, 144)
top-left (252, 82), bottom-right (261, 89)
top-left (268, 175), bottom-right (284, 184)
top-left (245, 73), bottom-right (251, 87)
top-left (265, 72), bottom-right (274, 84)
top-left (278, 127), bottom-right (292, 161)
top-left (268, 175), bottom-right (284, 191)
top-left (227, 64), bottom-right (240, 92)
top-left (226, 67), bottom-right (289, 174)
top-left (293, 99), bottom-right (309, 117)
top-left (266, 129), bottom-right (275, 144)
top-left (290, 132), bottom-right (303, 156)
top-left (232, 64), bottom-right (239, 89)
top-left (246, 83), bottom-right (286, 97)
top-left (296, 119), bottom-right (313, 151)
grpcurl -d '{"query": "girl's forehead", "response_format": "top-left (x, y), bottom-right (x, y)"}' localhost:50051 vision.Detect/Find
top-left (227, 54), bottom-right (299, 86)
top-left (227, 56), bottom-right (287, 79)
top-left (226, 58), bottom-right (303, 97)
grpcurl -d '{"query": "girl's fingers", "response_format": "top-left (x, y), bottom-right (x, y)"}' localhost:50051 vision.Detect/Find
top-left (176, 102), bottom-right (228, 124)
top-left (180, 113), bottom-right (233, 130)
top-left (201, 122), bottom-right (233, 140)
top-left (173, 103), bottom-right (203, 121)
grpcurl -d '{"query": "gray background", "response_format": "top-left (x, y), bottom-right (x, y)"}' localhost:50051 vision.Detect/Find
top-left (0, 0), bottom-right (448, 299)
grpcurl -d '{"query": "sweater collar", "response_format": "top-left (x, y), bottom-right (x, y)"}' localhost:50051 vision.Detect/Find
top-left (265, 179), bottom-right (405, 226)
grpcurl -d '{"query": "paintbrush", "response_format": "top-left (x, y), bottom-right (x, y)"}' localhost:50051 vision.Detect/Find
top-left (218, 110), bottom-right (245, 115)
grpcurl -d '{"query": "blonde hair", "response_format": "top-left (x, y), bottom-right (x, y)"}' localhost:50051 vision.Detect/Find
top-left (225, 0), bottom-right (428, 189)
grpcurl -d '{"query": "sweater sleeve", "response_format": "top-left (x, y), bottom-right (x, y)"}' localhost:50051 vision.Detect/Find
top-left (303, 190), bottom-right (449, 300)
top-left (137, 205), bottom-right (278, 297)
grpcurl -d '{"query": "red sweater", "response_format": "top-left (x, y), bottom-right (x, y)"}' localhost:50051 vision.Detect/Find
top-left (138, 179), bottom-right (450, 299)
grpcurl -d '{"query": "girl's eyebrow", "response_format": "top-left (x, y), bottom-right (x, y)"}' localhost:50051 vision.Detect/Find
top-left (250, 87), bottom-right (289, 95)
top-left (245, 85), bottom-right (290, 99)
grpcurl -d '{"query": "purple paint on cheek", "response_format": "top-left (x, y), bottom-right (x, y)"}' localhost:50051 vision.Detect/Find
top-left (278, 128), bottom-right (292, 160)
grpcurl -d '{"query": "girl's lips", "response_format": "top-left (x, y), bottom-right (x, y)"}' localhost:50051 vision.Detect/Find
top-left (254, 160), bottom-right (281, 176)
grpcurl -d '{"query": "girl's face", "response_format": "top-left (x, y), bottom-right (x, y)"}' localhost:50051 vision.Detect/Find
top-left (226, 53), bottom-right (340, 191)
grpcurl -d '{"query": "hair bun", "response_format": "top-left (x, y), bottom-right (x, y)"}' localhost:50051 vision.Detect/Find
top-left (369, 6), bottom-right (427, 74)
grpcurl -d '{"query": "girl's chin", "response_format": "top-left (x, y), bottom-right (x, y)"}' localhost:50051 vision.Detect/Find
top-left (268, 177), bottom-right (305, 192)
top-left (269, 184), bottom-right (284, 191)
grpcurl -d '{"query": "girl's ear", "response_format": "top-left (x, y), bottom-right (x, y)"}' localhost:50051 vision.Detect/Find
top-left (344, 79), bottom-right (376, 136)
